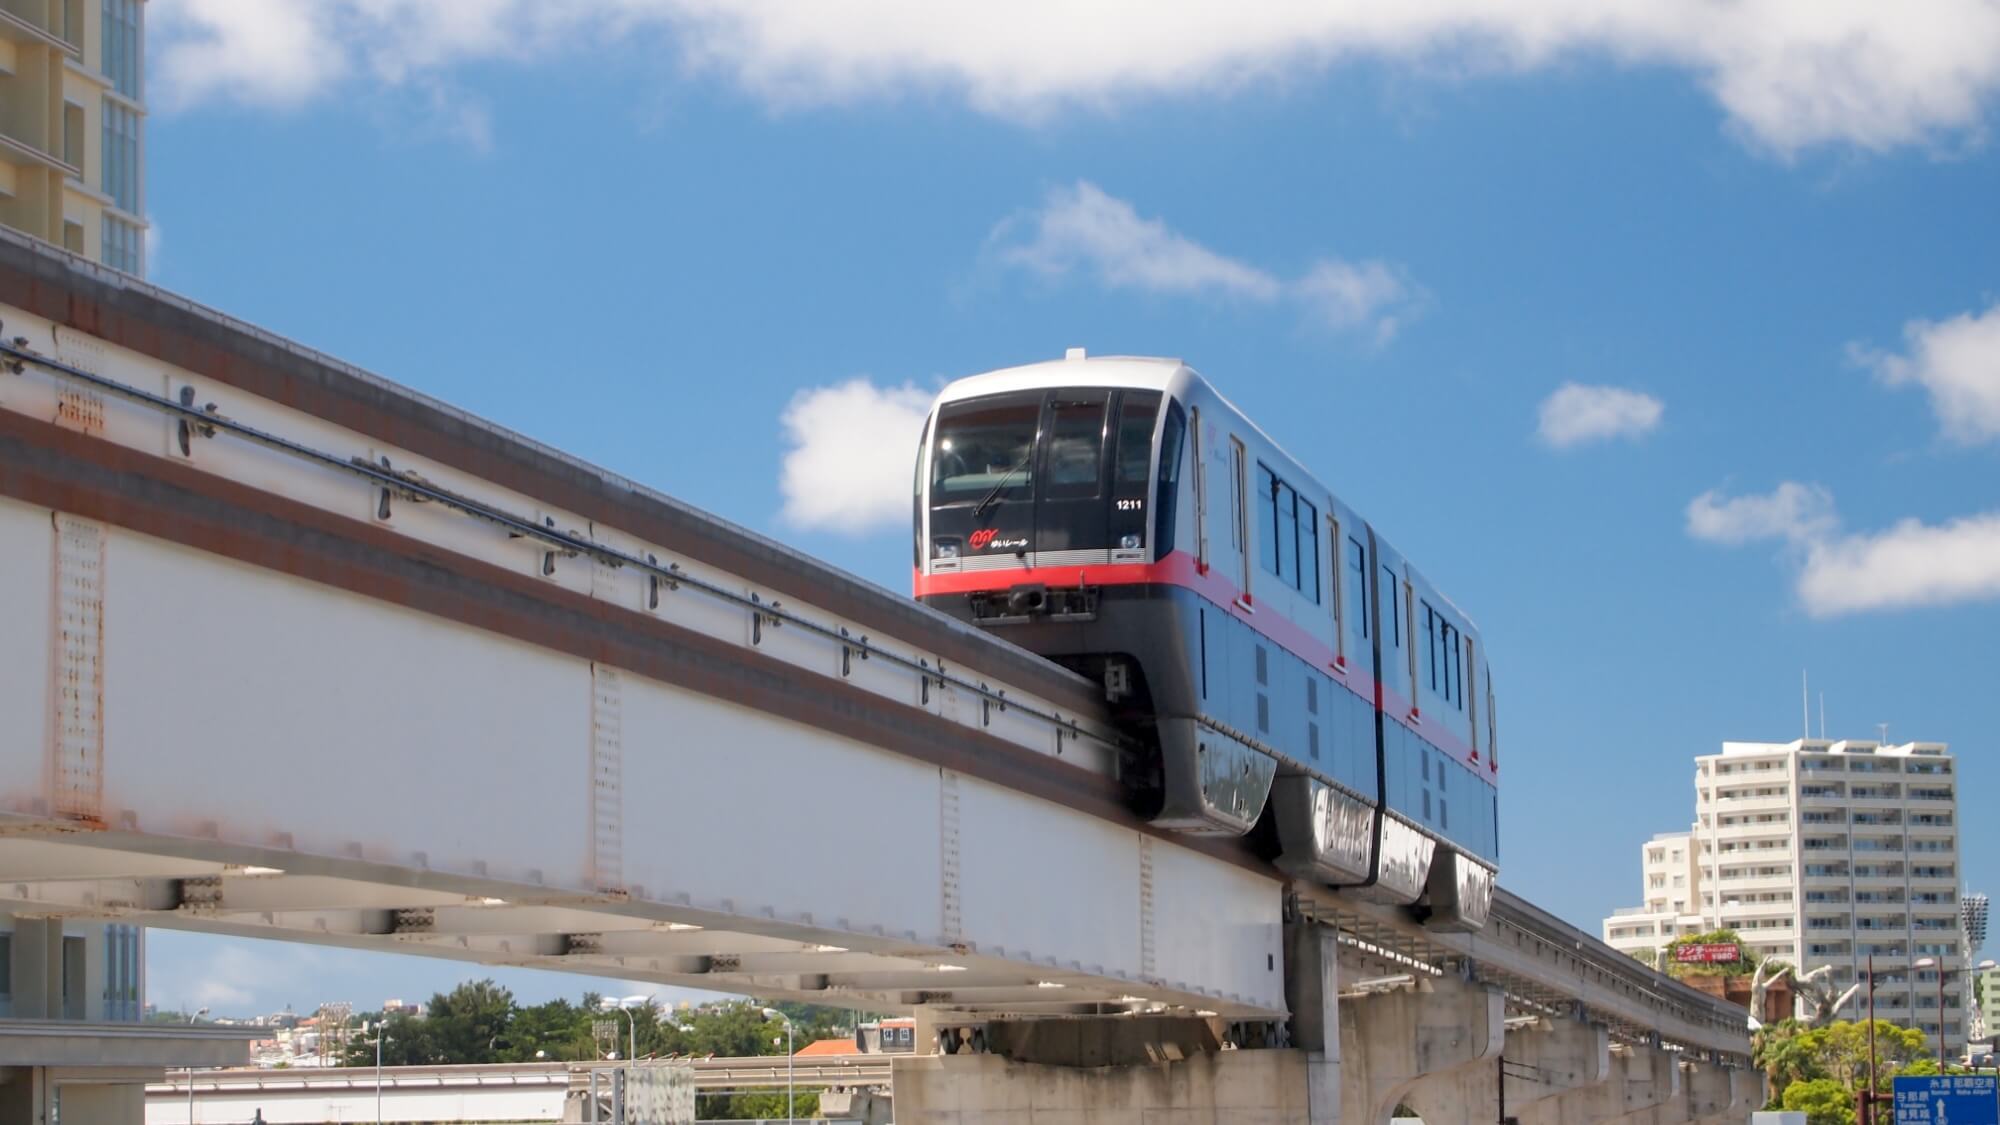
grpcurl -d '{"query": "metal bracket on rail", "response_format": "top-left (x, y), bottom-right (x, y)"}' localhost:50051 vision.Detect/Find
top-left (509, 515), bottom-right (581, 576)
top-left (358, 454), bottom-right (438, 521)
top-left (0, 323), bottom-right (27, 374)
top-left (175, 386), bottom-right (221, 456)
top-left (644, 553), bottom-right (681, 609)
top-left (748, 592), bottom-right (784, 645)
top-left (838, 627), bottom-right (871, 676)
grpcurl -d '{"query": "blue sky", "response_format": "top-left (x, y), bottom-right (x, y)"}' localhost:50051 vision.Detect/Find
top-left (139, 3), bottom-right (1999, 1016)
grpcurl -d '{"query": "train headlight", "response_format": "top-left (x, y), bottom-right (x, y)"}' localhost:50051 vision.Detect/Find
top-left (934, 539), bottom-right (960, 560)
top-left (1120, 534), bottom-right (1142, 550)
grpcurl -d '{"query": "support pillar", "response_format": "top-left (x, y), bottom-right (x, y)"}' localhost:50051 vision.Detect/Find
top-left (1337, 971), bottom-right (1506, 1125)
top-left (1681, 1062), bottom-right (1753, 1124)
top-left (1284, 920), bottom-right (1341, 1124)
top-left (1606, 1052), bottom-right (1695, 1123)
top-left (1516, 1045), bottom-right (1681, 1125)
top-left (1401, 1018), bottom-right (1609, 1123)
top-left (8, 917), bottom-right (62, 1021)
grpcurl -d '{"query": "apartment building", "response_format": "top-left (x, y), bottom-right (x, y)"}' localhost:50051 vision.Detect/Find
top-left (0, 0), bottom-right (146, 273)
top-left (1978, 963), bottom-right (1998, 1042)
top-left (1604, 739), bottom-right (1965, 1046)
top-left (1603, 831), bottom-right (1710, 965)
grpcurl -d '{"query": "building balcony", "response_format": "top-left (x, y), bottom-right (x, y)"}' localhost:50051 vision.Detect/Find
top-left (0, 129), bottom-right (79, 179)
top-left (0, 2), bottom-right (78, 54)
top-left (1711, 792), bottom-right (1794, 812)
top-left (1719, 899), bottom-right (1795, 917)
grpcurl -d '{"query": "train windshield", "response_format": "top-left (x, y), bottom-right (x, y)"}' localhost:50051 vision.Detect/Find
top-left (927, 387), bottom-right (1168, 566)
top-left (931, 392), bottom-right (1042, 505)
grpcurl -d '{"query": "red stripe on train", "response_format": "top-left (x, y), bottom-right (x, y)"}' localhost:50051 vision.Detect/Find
top-left (915, 551), bottom-right (1498, 777)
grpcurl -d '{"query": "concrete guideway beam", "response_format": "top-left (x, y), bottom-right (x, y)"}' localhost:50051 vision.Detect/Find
top-left (1338, 970), bottom-right (1506, 1125)
top-left (889, 1050), bottom-right (1312, 1124)
top-left (1515, 1045), bottom-right (1681, 1125)
top-left (1686, 1064), bottom-right (1759, 1124)
top-left (1605, 1057), bottom-right (1751, 1124)
top-left (1399, 1017), bottom-right (1609, 1123)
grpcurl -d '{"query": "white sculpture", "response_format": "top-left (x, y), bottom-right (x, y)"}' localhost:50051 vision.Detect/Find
top-left (1747, 960), bottom-right (1794, 1030)
top-left (1793, 964), bottom-right (1863, 1027)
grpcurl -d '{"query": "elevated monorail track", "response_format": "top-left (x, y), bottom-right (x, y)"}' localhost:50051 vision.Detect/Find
top-left (0, 228), bottom-right (1748, 1063)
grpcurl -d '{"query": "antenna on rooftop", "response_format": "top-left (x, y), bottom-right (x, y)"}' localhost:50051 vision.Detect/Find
top-left (1801, 670), bottom-right (1809, 740)
top-left (1877, 722), bottom-right (1890, 745)
top-left (1819, 693), bottom-right (1825, 741)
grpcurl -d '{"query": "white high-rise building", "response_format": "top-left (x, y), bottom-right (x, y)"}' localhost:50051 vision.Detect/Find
top-left (1603, 739), bottom-right (1964, 1046)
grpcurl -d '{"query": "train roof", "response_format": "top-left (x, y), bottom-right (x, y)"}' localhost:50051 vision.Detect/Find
top-left (934, 351), bottom-right (1190, 401)
top-left (933, 350), bottom-right (1484, 637)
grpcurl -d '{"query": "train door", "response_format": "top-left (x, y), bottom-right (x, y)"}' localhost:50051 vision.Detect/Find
top-left (1228, 435), bottom-right (1251, 601)
top-left (1032, 388), bottom-right (1112, 559)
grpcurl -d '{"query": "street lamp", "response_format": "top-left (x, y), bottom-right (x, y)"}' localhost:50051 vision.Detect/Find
top-left (1859, 957), bottom-right (1893, 1125)
top-left (186, 1007), bottom-right (210, 1124)
top-left (368, 1019), bottom-right (395, 1125)
top-left (761, 1008), bottom-right (795, 1124)
top-left (599, 995), bottom-right (652, 1062)
top-left (1913, 957), bottom-right (1999, 1067)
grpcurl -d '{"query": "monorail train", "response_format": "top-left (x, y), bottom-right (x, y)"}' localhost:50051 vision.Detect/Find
top-left (912, 350), bottom-right (1497, 930)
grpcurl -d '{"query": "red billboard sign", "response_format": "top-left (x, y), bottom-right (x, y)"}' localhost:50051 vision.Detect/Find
top-left (1673, 943), bottom-right (1742, 964)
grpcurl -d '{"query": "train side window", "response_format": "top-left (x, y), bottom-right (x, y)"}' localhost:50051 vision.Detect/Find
top-left (913, 413), bottom-right (931, 568)
top-left (1347, 538), bottom-right (1368, 640)
top-left (1114, 391), bottom-right (1161, 487)
top-left (1154, 400), bottom-right (1186, 554)
top-left (1300, 497), bottom-right (1319, 603)
top-left (1276, 479), bottom-right (1297, 589)
top-left (1448, 616), bottom-right (1464, 704)
top-left (1381, 565), bottom-right (1401, 648)
top-left (1421, 601), bottom-right (1438, 692)
top-left (1257, 464), bottom-right (1281, 579)
top-left (1255, 463), bottom-right (1319, 602)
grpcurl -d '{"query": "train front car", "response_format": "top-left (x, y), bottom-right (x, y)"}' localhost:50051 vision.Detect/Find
top-left (912, 352), bottom-right (1496, 931)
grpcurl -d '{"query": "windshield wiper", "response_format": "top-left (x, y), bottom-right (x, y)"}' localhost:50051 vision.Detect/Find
top-left (971, 452), bottom-right (1034, 519)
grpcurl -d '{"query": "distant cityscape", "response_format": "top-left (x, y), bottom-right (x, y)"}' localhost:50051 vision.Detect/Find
top-left (1603, 737), bottom-right (1988, 1050)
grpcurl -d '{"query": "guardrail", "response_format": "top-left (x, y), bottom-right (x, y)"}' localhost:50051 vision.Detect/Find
top-left (148, 1057), bottom-right (895, 1097)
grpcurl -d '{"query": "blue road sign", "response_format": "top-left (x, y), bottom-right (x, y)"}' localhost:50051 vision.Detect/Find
top-left (1893, 1075), bottom-right (1999, 1125)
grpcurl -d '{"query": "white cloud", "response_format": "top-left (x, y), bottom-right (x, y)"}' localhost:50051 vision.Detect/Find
top-left (995, 182), bottom-right (1418, 341)
top-left (778, 378), bottom-right (933, 533)
top-left (1294, 260), bottom-right (1417, 343)
top-left (1536, 383), bottom-right (1665, 448)
top-left (1796, 511), bottom-right (2000, 616)
top-left (151, 1), bottom-right (2000, 155)
top-left (1852, 300), bottom-right (2000, 444)
top-left (1685, 481), bottom-right (1837, 545)
top-left (1685, 481), bottom-right (2000, 616)
top-left (998, 182), bottom-right (1282, 301)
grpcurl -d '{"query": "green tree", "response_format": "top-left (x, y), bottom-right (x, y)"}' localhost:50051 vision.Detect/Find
top-left (1752, 1019), bottom-right (1822, 1107)
top-left (1781, 1077), bottom-right (1857, 1125)
top-left (1796, 1020), bottom-right (1927, 1092)
top-left (343, 1011), bottom-right (437, 1066)
top-left (504, 998), bottom-right (597, 1062)
top-left (427, 980), bottom-right (518, 1063)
